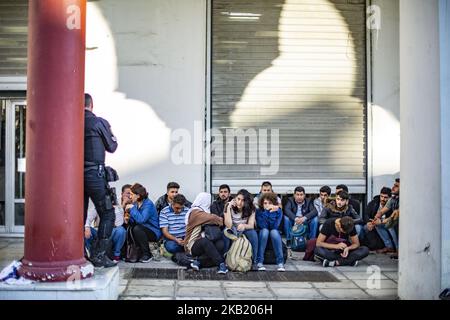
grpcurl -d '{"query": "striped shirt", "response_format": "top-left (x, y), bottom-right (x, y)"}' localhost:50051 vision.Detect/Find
top-left (159, 205), bottom-right (188, 238)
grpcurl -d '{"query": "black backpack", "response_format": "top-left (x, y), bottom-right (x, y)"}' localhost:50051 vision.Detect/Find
top-left (360, 229), bottom-right (385, 251)
top-left (263, 239), bottom-right (288, 264)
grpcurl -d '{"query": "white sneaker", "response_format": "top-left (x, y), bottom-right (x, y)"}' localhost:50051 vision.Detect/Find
top-left (257, 263), bottom-right (266, 271)
top-left (322, 259), bottom-right (336, 267)
top-left (277, 264), bottom-right (285, 272)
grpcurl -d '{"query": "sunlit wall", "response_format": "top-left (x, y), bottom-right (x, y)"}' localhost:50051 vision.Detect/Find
top-left (84, 0), bottom-right (206, 201)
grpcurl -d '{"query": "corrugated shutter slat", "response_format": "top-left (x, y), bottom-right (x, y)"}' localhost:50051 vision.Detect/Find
top-left (0, 0), bottom-right (28, 77)
top-left (211, 0), bottom-right (366, 193)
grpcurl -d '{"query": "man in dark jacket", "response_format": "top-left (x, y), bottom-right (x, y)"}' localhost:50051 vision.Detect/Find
top-left (336, 184), bottom-right (361, 216)
top-left (360, 187), bottom-right (395, 252)
top-left (155, 182), bottom-right (192, 214)
top-left (210, 184), bottom-right (233, 218)
top-left (283, 186), bottom-right (318, 243)
top-left (319, 190), bottom-right (363, 236)
top-left (84, 93), bottom-right (118, 268)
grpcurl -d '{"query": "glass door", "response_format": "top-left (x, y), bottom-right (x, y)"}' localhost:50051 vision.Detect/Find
top-left (13, 101), bottom-right (26, 232)
top-left (0, 99), bottom-right (26, 235)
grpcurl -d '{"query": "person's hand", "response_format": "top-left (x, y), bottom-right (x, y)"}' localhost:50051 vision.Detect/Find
top-left (373, 218), bottom-right (382, 226)
top-left (229, 199), bottom-right (237, 208)
top-left (336, 242), bottom-right (348, 250)
top-left (125, 204), bottom-right (134, 212)
top-left (84, 227), bottom-right (91, 239)
top-left (237, 224), bottom-right (246, 232)
top-left (270, 205), bottom-right (279, 212)
top-left (295, 217), bottom-right (306, 225)
top-left (122, 198), bottom-right (131, 208)
top-left (341, 247), bottom-right (349, 258)
top-left (124, 212), bottom-right (130, 224)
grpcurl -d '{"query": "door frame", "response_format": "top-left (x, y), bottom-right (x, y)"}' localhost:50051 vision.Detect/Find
top-left (1, 99), bottom-right (26, 236)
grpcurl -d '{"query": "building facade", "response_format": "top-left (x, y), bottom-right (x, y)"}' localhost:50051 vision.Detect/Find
top-left (1, 0), bottom-right (449, 299)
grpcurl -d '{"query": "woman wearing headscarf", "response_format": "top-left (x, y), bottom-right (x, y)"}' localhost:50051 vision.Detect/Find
top-left (184, 192), bottom-right (228, 274)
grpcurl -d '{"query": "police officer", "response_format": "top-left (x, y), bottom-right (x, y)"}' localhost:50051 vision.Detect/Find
top-left (84, 93), bottom-right (118, 268)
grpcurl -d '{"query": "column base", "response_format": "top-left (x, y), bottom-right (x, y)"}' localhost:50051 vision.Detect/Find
top-left (1, 266), bottom-right (119, 300)
top-left (18, 258), bottom-right (94, 282)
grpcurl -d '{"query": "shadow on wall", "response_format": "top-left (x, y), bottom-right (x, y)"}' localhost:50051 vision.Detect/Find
top-left (84, 1), bottom-right (172, 195)
top-left (87, 0), bottom-right (208, 200)
top-left (86, 0), bottom-right (368, 195)
top-left (211, 0), bottom-right (368, 186)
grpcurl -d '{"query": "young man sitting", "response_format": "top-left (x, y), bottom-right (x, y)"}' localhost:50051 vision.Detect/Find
top-left (155, 182), bottom-right (192, 214)
top-left (283, 186), bottom-right (318, 243)
top-left (159, 194), bottom-right (189, 254)
top-left (361, 187), bottom-right (396, 253)
top-left (319, 190), bottom-right (363, 235)
top-left (314, 185), bottom-right (331, 219)
top-left (210, 184), bottom-right (233, 218)
top-left (253, 181), bottom-right (282, 209)
top-left (315, 216), bottom-right (370, 267)
top-left (336, 184), bottom-right (361, 216)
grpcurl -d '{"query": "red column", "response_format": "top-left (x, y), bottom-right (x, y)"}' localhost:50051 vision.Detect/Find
top-left (18, 0), bottom-right (93, 282)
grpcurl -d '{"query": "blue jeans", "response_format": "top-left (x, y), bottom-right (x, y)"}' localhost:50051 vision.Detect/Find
top-left (164, 239), bottom-right (185, 253)
top-left (355, 224), bottom-right (363, 237)
top-left (223, 227), bottom-right (259, 264)
top-left (257, 228), bottom-right (284, 265)
top-left (375, 224), bottom-right (398, 250)
top-left (283, 215), bottom-right (319, 240)
top-left (85, 226), bottom-right (126, 257)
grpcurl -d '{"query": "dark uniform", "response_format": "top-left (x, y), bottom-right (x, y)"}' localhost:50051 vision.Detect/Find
top-left (84, 109), bottom-right (118, 240)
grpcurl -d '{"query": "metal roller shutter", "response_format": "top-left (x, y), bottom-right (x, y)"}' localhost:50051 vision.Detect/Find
top-left (211, 0), bottom-right (367, 194)
top-left (0, 0), bottom-right (28, 77)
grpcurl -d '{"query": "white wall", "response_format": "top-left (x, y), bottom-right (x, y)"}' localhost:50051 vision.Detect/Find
top-left (83, 0), bottom-right (402, 204)
top-left (440, 0), bottom-right (450, 291)
top-left (85, 0), bottom-right (207, 202)
top-left (370, 0), bottom-right (400, 199)
top-left (399, 0), bottom-right (442, 300)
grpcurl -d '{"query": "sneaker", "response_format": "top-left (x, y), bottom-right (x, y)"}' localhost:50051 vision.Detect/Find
top-left (314, 254), bottom-right (324, 263)
top-left (217, 262), bottom-right (228, 274)
top-left (190, 260), bottom-right (200, 271)
top-left (286, 240), bottom-right (291, 249)
top-left (277, 264), bottom-right (286, 272)
top-left (322, 259), bottom-right (336, 267)
top-left (139, 255), bottom-right (153, 263)
top-left (287, 248), bottom-right (293, 259)
top-left (351, 260), bottom-right (359, 267)
top-left (112, 256), bottom-right (120, 263)
top-left (257, 263), bottom-right (266, 271)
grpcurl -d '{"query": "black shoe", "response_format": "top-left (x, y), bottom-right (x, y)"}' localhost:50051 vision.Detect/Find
top-left (139, 255), bottom-right (153, 263)
top-left (90, 239), bottom-right (116, 268)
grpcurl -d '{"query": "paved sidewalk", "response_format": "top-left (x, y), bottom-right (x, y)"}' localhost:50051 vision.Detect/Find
top-left (0, 238), bottom-right (399, 300)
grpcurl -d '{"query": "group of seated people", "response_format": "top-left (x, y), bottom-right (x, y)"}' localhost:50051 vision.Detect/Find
top-left (84, 179), bottom-right (400, 273)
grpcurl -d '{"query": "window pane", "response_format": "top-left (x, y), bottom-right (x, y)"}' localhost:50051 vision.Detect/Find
top-left (14, 203), bottom-right (24, 226)
top-left (15, 105), bottom-right (26, 199)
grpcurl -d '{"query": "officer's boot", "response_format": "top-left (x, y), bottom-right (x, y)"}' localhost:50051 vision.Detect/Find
top-left (90, 238), bottom-right (116, 268)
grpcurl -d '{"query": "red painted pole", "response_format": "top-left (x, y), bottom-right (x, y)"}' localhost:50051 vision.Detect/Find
top-left (18, 0), bottom-right (93, 282)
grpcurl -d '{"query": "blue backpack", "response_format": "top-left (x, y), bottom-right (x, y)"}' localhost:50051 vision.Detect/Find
top-left (291, 224), bottom-right (308, 252)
